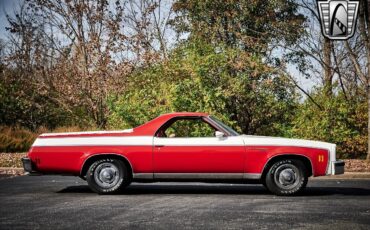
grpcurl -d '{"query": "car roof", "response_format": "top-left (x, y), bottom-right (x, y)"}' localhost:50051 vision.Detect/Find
top-left (160, 112), bottom-right (209, 117)
top-left (133, 112), bottom-right (209, 135)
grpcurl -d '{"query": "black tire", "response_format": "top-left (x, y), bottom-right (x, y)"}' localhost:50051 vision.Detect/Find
top-left (262, 180), bottom-right (267, 189)
top-left (86, 158), bottom-right (130, 194)
top-left (264, 159), bottom-right (308, 196)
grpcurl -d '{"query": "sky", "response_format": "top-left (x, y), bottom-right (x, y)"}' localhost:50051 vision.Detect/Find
top-left (0, 0), bottom-right (23, 40)
top-left (0, 0), bottom-right (316, 93)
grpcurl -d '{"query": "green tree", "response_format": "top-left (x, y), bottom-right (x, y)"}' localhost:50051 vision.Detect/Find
top-left (109, 41), bottom-right (298, 136)
top-left (291, 88), bottom-right (367, 159)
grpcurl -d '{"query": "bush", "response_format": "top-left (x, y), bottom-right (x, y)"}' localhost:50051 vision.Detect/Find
top-left (0, 125), bottom-right (98, 153)
top-left (108, 41), bottom-right (298, 136)
top-left (0, 126), bottom-right (38, 153)
top-left (291, 90), bottom-right (367, 159)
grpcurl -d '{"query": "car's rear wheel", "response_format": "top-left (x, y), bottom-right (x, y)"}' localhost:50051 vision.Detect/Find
top-left (264, 159), bottom-right (308, 196)
top-left (86, 158), bottom-right (130, 194)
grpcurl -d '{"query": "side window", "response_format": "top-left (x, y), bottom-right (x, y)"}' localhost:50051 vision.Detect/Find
top-left (164, 118), bottom-right (216, 138)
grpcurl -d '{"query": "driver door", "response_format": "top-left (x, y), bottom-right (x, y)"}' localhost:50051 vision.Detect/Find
top-left (153, 116), bottom-right (245, 179)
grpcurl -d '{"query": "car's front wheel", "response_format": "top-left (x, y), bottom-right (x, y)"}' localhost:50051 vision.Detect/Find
top-left (264, 159), bottom-right (308, 196)
top-left (86, 158), bottom-right (130, 194)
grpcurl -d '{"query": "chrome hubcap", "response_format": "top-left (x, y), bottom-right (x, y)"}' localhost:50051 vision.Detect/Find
top-left (274, 164), bottom-right (300, 189)
top-left (279, 168), bottom-right (295, 185)
top-left (94, 162), bottom-right (120, 189)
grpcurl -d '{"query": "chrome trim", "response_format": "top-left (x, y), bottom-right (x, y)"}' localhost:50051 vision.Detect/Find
top-left (204, 116), bottom-right (235, 136)
top-left (274, 163), bottom-right (300, 189)
top-left (326, 144), bottom-right (336, 175)
top-left (154, 173), bottom-right (243, 179)
top-left (94, 162), bottom-right (120, 188)
top-left (133, 173), bottom-right (154, 179)
top-left (332, 160), bottom-right (345, 175)
top-left (150, 173), bottom-right (261, 180)
top-left (243, 173), bottom-right (262, 179)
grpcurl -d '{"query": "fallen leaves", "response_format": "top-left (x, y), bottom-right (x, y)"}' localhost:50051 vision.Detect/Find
top-left (344, 159), bottom-right (370, 172)
top-left (0, 153), bottom-right (27, 168)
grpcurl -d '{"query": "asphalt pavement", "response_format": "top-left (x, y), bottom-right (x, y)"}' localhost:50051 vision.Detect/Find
top-left (0, 176), bottom-right (370, 229)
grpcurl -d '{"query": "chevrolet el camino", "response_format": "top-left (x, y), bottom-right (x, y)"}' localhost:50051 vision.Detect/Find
top-left (22, 112), bottom-right (344, 195)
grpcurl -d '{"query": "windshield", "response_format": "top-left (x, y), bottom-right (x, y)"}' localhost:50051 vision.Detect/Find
top-left (209, 116), bottom-right (239, 136)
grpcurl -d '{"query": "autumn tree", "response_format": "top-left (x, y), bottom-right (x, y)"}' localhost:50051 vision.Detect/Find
top-left (343, 0), bottom-right (370, 160)
top-left (285, 0), bottom-right (368, 159)
top-left (1, 2), bottom-right (70, 130)
top-left (123, 0), bottom-right (175, 62)
top-left (3, 0), bottom-right (177, 128)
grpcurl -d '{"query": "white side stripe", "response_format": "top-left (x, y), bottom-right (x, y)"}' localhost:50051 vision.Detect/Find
top-left (33, 136), bottom-right (153, 147)
top-left (153, 137), bottom-right (245, 146)
top-left (40, 129), bottom-right (133, 137)
top-left (241, 135), bottom-right (335, 150)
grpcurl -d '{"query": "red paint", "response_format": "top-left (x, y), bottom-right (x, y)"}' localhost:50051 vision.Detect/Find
top-left (153, 146), bottom-right (245, 173)
top-left (27, 112), bottom-right (330, 177)
top-left (30, 145), bottom-right (153, 175)
top-left (244, 146), bottom-right (329, 176)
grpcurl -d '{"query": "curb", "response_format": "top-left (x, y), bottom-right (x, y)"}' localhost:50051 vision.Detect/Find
top-left (312, 172), bottom-right (370, 180)
top-left (0, 168), bottom-right (370, 179)
top-left (0, 167), bottom-right (25, 179)
top-left (0, 167), bottom-right (24, 173)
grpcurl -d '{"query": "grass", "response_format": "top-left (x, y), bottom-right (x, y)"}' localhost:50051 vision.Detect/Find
top-left (0, 126), bottom-right (38, 153)
top-left (0, 125), bottom-right (98, 153)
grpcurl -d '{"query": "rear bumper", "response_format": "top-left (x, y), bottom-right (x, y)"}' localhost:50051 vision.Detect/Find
top-left (22, 158), bottom-right (41, 175)
top-left (22, 158), bottom-right (33, 172)
top-left (332, 160), bottom-right (345, 175)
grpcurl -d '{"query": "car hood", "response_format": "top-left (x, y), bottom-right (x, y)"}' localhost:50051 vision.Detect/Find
top-left (240, 135), bottom-right (336, 151)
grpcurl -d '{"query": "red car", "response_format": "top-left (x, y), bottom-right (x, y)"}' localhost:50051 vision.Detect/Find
top-left (22, 112), bottom-right (344, 195)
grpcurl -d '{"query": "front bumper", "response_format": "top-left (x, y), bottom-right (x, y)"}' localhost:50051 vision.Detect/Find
top-left (332, 160), bottom-right (345, 175)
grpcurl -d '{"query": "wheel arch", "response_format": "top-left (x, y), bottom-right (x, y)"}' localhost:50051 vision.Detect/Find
top-left (261, 154), bottom-right (313, 180)
top-left (80, 153), bottom-right (133, 179)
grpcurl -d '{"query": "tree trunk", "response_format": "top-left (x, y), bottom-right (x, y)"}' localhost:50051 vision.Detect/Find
top-left (368, 85), bottom-right (370, 161)
top-left (360, 0), bottom-right (370, 161)
top-left (323, 37), bottom-right (333, 141)
top-left (323, 38), bottom-right (332, 97)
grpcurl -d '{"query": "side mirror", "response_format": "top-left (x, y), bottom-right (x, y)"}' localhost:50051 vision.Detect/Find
top-left (215, 131), bottom-right (225, 138)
